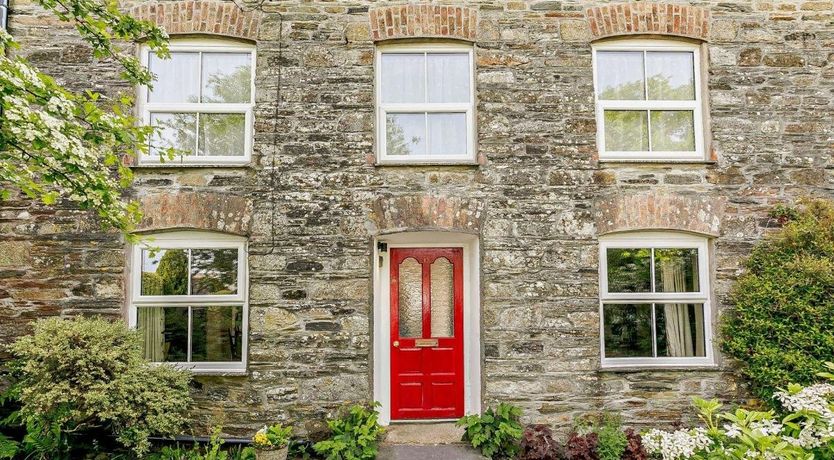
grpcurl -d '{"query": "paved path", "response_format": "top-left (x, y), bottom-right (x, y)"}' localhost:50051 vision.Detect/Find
top-left (377, 444), bottom-right (488, 460)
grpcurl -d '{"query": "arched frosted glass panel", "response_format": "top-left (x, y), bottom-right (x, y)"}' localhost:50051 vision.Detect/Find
top-left (430, 258), bottom-right (454, 337)
top-left (398, 258), bottom-right (423, 338)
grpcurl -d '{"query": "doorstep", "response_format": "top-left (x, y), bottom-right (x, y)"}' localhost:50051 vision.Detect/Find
top-left (384, 422), bottom-right (465, 445)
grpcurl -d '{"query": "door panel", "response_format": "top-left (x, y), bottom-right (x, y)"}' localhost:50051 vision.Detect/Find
top-left (390, 247), bottom-right (464, 420)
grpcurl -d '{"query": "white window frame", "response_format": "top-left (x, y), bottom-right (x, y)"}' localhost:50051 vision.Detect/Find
top-left (137, 38), bottom-right (256, 166)
top-left (598, 232), bottom-right (714, 368)
top-left (375, 42), bottom-right (477, 165)
top-left (128, 231), bottom-right (249, 374)
top-left (592, 39), bottom-right (705, 162)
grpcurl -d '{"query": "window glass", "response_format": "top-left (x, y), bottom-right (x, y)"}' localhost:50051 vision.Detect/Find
top-left (427, 53), bottom-right (470, 103)
top-left (430, 258), bottom-right (454, 338)
top-left (601, 236), bottom-right (709, 364)
top-left (380, 54), bottom-right (425, 103)
top-left (386, 113), bottom-right (426, 156)
top-left (427, 113), bottom-right (467, 157)
top-left (596, 51), bottom-right (645, 100)
top-left (148, 52), bottom-right (200, 103)
top-left (646, 51), bottom-right (695, 100)
top-left (198, 113), bottom-right (246, 157)
top-left (201, 52), bottom-right (252, 103)
top-left (650, 111), bottom-right (695, 152)
top-left (141, 249), bottom-right (188, 296)
top-left (191, 306), bottom-right (243, 361)
top-left (149, 113), bottom-right (197, 157)
top-left (137, 306), bottom-right (188, 362)
top-left (603, 111), bottom-right (649, 152)
top-left (190, 249), bottom-right (239, 295)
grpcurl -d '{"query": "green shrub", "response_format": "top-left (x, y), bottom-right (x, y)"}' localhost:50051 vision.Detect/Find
top-left (313, 402), bottom-right (384, 460)
top-left (457, 403), bottom-right (524, 459)
top-left (576, 414), bottom-right (627, 460)
top-left (722, 198), bottom-right (834, 405)
top-left (148, 427), bottom-right (256, 460)
top-left (3, 316), bottom-right (193, 457)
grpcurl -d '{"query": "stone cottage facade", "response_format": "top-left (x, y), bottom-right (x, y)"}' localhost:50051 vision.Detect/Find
top-left (2, 0), bottom-right (833, 436)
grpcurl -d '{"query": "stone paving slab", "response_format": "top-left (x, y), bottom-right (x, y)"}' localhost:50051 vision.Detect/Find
top-left (384, 422), bottom-right (465, 444)
top-left (377, 444), bottom-right (488, 460)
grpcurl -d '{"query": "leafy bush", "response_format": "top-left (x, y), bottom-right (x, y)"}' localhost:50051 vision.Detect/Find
top-left (313, 402), bottom-right (384, 460)
top-left (519, 424), bottom-right (563, 460)
top-left (3, 317), bottom-right (193, 457)
top-left (252, 423), bottom-right (292, 450)
top-left (722, 199), bottom-right (834, 405)
top-left (643, 363), bottom-right (834, 459)
top-left (565, 432), bottom-right (598, 460)
top-left (457, 403), bottom-right (524, 459)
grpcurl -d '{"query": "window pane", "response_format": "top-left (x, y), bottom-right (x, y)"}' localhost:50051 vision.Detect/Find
top-left (604, 111), bottom-right (649, 152)
top-left (656, 303), bottom-right (706, 357)
top-left (191, 249), bottom-right (239, 295)
top-left (148, 52), bottom-right (200, 103)
top-left (141, 249), bottom-right (188, 296)
top-left (606, 248), bottom-right (651, 293)
top-left (398, 258), bottom-right (423, 338)
top-left (386, 113), bottom-right (426, 156)
top-left (380, 54), bottom-right (425, 103)
top-left (427, 53), bottom-right (470, 103)
top-left (198, 113), bottom-right (246, 156)
top-left (201, 52), bottom-right (252, 103)
top-left (138, 307), bottom-right (188, 362)
top-left (191, 306), bottom-right (243, 362)
top-left (650, 111), bottom-right (695, 152)
top-left (596, 51), bottom-right (645, 100)
top-left (654, 248), bottom-right (700, 293)
top-left (647, 51), bottom-right (695, 100)
top-left (149, 113), bottom-right (197, 157)
top-left (430, 257), bottom-right (454, 337)
top-left (427, 113), bottom-right (467, 157)
top-left (603, 304), bottom-right (653, 358)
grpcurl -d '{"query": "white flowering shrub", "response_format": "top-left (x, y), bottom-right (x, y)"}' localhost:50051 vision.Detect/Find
top-left (643, 363), bottom-right (834, 460)
top-left (0, 0), bottom-right (169, 235)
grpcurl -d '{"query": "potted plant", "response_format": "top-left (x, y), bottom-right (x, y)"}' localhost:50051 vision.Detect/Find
top-left (252, 424), bottom-right (292, 460)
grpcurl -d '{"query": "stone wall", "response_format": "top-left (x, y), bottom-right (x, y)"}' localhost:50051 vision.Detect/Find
top-left (2, 0), bottom-right (833, 435)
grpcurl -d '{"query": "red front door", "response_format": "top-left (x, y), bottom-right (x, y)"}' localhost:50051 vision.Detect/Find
top-left (390, 247), bottom-right (464, 420)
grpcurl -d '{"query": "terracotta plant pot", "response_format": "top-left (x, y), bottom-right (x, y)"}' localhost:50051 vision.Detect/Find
top-left (256, 446), bottom-right (288, 460)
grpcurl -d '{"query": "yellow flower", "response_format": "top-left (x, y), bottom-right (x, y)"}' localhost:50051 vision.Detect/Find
top-left (253, 432), bottom-right (270, 447)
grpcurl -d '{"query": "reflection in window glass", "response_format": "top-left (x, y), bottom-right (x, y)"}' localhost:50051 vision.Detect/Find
top-left (603, 304), bottom-right (653, 358)
top-left (141, 249), bottom-right (188, 295)
top-left (596, 51), bottom-right (645, 100)
top-left (386, 113), bottom-right (426, 156)
top-left (201, 53), bottom-right (252, 103)
top-left (137, 306), bottom-right (188, 362)
top-left (191, 249), bottom-right (239, 295)
top-left (606, 248), bottom-right (651, 293)
top-left (198, 113), bottom-right (246, 157)
top-left (603, 111), bottom-right (649, 152)
top-left (191, 306), bottom-right (243, 361)
top-left (149, 113), bottom-right (197, 157)
top-left (656, 303), bottom-right (706, 357)
top-left (650, 111), bottom-right (696, 152)
top-left (646, 52), bottom-right (695, 101)
top-left (654, 248), bottom-right (700, 293)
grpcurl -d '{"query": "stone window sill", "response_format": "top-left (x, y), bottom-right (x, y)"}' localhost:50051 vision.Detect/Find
top-left (375, 161), bottom-right (481, 167)
top-left (597, 365), bottom-right (722, 374)
top-left (131, 163), bottom-right (252, 170)
top-left (598, 160), bottom-right (717, 166)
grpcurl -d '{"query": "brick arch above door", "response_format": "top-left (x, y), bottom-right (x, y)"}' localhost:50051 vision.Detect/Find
top-left (137, 192), bottom-right (252, 236)
top-left (595, 190), bottom-right (725, 237)
top-left (130, 1), bottom-right (262, 41)
top-left (585, 2), bottom-right (710, 42)
top-left (369, 195), bottom-right (486, 236)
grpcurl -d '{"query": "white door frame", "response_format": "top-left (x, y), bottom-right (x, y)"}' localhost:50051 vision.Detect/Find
top-left (372, 231), bottom-right (482, 425)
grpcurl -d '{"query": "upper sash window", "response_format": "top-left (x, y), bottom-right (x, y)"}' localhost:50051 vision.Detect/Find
top-left (593, 40), bottom-right (705, 162)
top-left (376, 43), bottom-right (476, 164)
top-left (138, 39), bottom-right (255, 165)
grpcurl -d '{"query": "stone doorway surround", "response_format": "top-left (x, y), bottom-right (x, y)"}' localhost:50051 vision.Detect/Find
top-left (372, 231), bottom-right (482, 426)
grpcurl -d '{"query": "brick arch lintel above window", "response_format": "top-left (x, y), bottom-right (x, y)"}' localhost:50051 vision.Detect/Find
top-left (137, 192), bottom-right (252, 236)
top-left (595, 190), bottom-right (725, 237)
top-left (130, 1), bottom-right (262, 41)
top-left (585, 2), bottom-right (710, 42)
top-left (369, 195), bottom-right (486, 236)
top-left (369, 4), bottom-right (478, 42)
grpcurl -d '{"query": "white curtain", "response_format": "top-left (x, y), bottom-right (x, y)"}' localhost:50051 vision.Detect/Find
top-left (660, 259), bottom-right (705, 357)
top-left (139, 307), bottom-right (165, 362)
